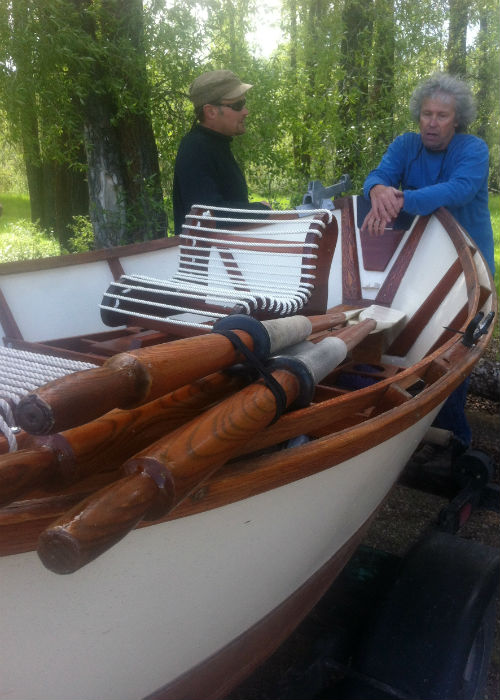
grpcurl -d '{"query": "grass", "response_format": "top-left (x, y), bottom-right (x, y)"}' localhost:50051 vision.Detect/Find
top-left (0, 192), bottom-right (30, 229)
top-left (489, 193), bottom-right (500, 297)
top-left (0, 193), bottom-right (61, 261)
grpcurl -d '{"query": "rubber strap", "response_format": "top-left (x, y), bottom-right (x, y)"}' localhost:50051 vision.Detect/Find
top-left (214, 329), bottom-right (288, 424)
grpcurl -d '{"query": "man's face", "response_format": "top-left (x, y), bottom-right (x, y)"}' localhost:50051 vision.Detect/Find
top-left (419, 95), bottom-right (458, 151)
top-left (206, 98), bottom-right (249, 137)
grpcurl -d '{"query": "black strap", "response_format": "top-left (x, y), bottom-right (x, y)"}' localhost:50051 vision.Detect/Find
top-left (214, 329), bottom-right (288, 424)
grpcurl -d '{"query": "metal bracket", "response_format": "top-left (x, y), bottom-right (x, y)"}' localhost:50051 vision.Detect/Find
top-left (443, 310), bottom-right (495, 348)
top-left (297, 174), bottom-right (352, 211)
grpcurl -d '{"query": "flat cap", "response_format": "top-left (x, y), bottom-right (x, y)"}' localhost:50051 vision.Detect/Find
top-left (189, 70), bottom-right (252, 108)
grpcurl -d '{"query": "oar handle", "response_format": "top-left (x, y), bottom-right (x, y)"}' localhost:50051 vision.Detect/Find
top-left (38, 369), bottom-right (302, 574)
top-left (38, 472), bottom-right (160, 574)
top-left (15, 314), bottom-right (313, 435)
top-left (0, 369), bottom-right (251, 506)
top-left (0, 447), bottom-right (56, 506)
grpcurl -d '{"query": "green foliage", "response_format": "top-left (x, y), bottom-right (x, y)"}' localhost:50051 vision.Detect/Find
top-left (0, 193), bottom-right (31, 229)
top-left (65, 215), bottom-right (94, 253)
top-left (0, 0), bottom-right (498, 229)
top-left (489, 193), bottom-right (500, 296)
top-left (0, 219), bottom-right (60, 261)
top-left (0, 116), bottom-right (28, 193)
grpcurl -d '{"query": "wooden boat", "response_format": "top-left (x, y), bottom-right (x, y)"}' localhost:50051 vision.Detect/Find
top-left (0, 195), bottom-right (496, 700)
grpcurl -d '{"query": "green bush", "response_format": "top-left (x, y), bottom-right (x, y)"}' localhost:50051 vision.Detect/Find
top-left (0, 219), bottom-right (61, 261)
top-left (65, 215), bottom-right (94, 253)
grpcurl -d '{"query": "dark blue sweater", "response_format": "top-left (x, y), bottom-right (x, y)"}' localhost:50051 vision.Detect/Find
top-left (173, 124), bottom-right (268, 235)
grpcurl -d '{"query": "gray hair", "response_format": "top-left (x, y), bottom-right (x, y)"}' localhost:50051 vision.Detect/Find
top-left (409, 73), bottom-right (477, 132)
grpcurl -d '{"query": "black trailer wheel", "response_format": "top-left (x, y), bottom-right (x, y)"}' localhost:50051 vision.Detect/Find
top-left (336, 531), bottom-right (500, 700)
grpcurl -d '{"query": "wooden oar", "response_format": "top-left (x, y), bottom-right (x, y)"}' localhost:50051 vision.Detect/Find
top-left (37, 306), bottom-right (405, 574)
top-left (0, 308), bottom-right (384, 503)
top-left (0, 368), bottom-right (253, 507)
top-left (14, 314), bottom-right (314, 436)
top-left (14, 311), bottom-right (360, 437)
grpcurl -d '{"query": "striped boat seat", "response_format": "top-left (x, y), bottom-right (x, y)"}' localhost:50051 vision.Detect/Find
top-left (100, 206), bottom-right (338, 337)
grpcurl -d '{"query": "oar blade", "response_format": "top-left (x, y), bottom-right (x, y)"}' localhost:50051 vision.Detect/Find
top-left (357, 305), bottom-right (406, 331)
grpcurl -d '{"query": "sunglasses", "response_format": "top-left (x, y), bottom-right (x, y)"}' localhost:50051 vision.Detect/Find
top-left (212, 99), bottom-right (246, 112)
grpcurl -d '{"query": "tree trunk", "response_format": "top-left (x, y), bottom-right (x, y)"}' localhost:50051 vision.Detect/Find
top-left (370, 0), bottom-right (395, 148)
top-left (447, 0), bottom-right (468, 76)
top-left (338, 0), bottom-right (375, 179)
top-left (75, 0), bottom-right (166, 247)
top-left (11, 0), bottom-right (48, 228)
top-left (54, 156), bottom-right (89, 249)
top-left (84, 95), bottom-right (128, 248)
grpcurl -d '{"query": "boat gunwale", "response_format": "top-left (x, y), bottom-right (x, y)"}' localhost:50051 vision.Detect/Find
top-left (0, 236), bottom-right (178, 276)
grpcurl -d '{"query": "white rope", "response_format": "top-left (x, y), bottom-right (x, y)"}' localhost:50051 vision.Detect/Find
top-left (181, 229), bottom-right (322, 243)
top-left (0, 346), bottom-right (97, 452)
top-left (0, 399), bottom-right (18, 452)
top-left (101, 208), bottom-right (334, 328)
top-left (186, 206), bottom-right (334, 224)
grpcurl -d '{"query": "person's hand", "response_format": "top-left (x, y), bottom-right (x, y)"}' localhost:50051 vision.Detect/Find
top-left (361, 185), bottom-right (404, 236)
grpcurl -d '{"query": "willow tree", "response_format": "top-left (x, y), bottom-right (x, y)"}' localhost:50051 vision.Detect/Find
top-left (72, 0), bottom-right (166, 246)
top-left (0, 0), bottom-right (166, 247)
top-left (337, 0), bottom-right (375, 185)
top-left (447, 0), bottom-right (469, 75)
top-left (0, 0), bottom-right (88, 241)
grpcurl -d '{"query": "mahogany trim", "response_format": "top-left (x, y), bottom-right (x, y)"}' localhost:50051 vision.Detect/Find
top-left (0, 237), bottom-right (177, 275)
top-left (359, 227), bottom-right (406, 272)
top-left (0, 287), bottom-right (23, 340)
top-left (386, 257), bottom-right (464, 356)
top-left (339, 197), bottom-right (362, 304)
top-left (434, 209), bottom-right (479, 315)
top-left (143, 517), bottom-right (375, 700)
top-left (0, 326), bottom-right (488, 558)
top-left (375, 215), bottom-right (430, 306)
top-left (107, 256), bottom-right (125, 281)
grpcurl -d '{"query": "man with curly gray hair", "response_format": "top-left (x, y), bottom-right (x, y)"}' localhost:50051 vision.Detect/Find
top-left (362, 72), bottom-right (495, 455)
top-left (362, 72), bottom-right (494, 275)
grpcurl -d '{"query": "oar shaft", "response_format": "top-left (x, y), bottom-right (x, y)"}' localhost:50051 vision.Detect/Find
top-left (0, 369), bottom-right (250, 506)
top-left (0, 447), bottom-right (56, 505)
top-left (15, 314), bottom-right (313, 435)
top-left (15, 331), bottom-right (254, 435)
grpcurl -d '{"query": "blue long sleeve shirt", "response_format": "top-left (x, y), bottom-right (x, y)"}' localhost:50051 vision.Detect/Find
top-left (363, 132), bottom-right (495, 273)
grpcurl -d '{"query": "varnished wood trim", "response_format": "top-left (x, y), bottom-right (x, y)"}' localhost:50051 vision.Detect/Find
top-left (0, 237), bottom-right (176, 275)
top-left (0, 329), bottom-right (488, 558)
top-left (386, 258), bottom-right (464, 356)
top-left (434, 209), bottom-right (480, 315)
top-left (107, 256), bottom-right (125, 281)
top-left (304, 216), bottom-right (338, 313)
top-left (143, 518), bottom-right (374, 700)
top-left (0, 287), bottom-right (23, 340)
top-left (339, 197), bottom-right (362, 304)
top-left (375, 215), bottom-right (429, 306)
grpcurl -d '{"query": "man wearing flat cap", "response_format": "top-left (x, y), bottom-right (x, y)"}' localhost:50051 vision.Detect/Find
top-left (173, 69), bottom-right (270, 235)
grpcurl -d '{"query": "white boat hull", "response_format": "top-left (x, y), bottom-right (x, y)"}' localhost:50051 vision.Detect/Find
top-left (0, 198), bottom-right (496, 699)
top-left (1, 412), bottom-right (439, 700)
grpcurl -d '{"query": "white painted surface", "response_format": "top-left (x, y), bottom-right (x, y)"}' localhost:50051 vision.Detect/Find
top-left (0, 414), bottom-right (437, 700)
